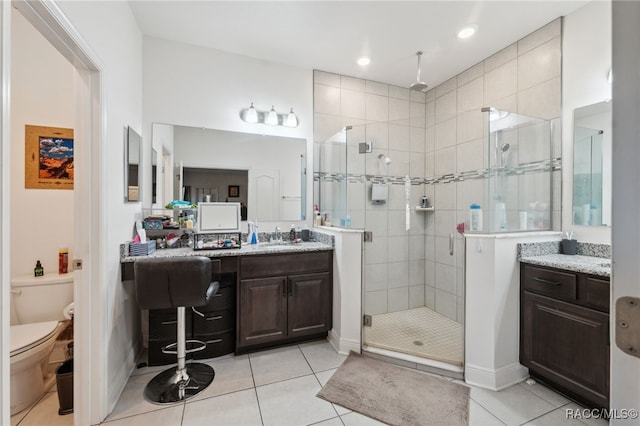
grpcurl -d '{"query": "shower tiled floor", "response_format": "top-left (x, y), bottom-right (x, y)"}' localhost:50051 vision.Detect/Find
top-left (364, 306), bottom-right (464, 366)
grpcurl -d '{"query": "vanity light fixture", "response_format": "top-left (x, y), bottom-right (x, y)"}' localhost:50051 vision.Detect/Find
top-left (240, 103), bottom-right (299, 128)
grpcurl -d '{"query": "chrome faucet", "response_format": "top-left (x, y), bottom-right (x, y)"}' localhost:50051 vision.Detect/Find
top-left (274, 226), bottom-right (282, 242)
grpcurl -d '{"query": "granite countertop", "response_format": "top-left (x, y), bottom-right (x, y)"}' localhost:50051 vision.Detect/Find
top-left (517, 240), bottom-right (611, 277)
top-left (121, 241), bottom-right (333, 262)
top-left (519, 254), bottom-right (611, 277)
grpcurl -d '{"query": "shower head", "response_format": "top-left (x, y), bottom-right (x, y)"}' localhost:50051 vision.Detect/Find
top-left (409, 51), bottom-right (429, 92)
top-left (500, 143), bottom-right (510, 152)
top-left (378, 153), bottom-right (392, 165)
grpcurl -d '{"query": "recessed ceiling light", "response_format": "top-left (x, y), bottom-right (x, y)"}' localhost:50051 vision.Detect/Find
top-left (357, 57), bottom-right (371, 66)
top-left (457, 25), bottom-right (477, 39)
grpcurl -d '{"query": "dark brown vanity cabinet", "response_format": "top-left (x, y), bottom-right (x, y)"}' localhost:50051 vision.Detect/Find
top-left (237, 251), bottom-right (333, 353)
top-left (520, 263), bottom-right (610, 409)
top-left (148, 257), bottom-right (238, 366)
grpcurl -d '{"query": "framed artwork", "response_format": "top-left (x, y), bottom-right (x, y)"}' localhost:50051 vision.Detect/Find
top-left (228, 185), bottom-right (239, 198)
top-left (25, 124), bottom-right (74, 189)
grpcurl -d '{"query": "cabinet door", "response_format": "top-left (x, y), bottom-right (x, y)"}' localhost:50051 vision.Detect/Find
top-left (521, 291), bottom-right (609, 408)
top-left (288, 273), bottom-right (332, 338)
top-left (238, 277), bottom-right (287, 346)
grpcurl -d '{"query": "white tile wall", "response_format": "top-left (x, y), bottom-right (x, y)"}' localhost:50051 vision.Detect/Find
top-left (389, 124), bottom-right (410, 151)
top-left (388, 287), bottom-right (409, 312)
top-left (313, 18), bottom-right (562, 322)
top-left (387, 261), bottom-right (409, 288)
top-left (409, 284), bottom-right (425, 309)
top-left (435, 117), bottom-right (457, 150)
top-left (518, 37), bottom-right (562, 91)
top-left (409, 259), bottom-right (425, 285)
top-left (365, 263), bottom-right (388, 292)
top-left (484, 60), bottom-right (518, 104)
top-left (366, 80), bottom-right (389, 96)
top-left (365, 93), bottom-right (389, 122)
top-left (340, 88), bottom-right (365, 119)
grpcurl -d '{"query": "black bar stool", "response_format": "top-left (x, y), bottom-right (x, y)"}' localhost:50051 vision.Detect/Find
top-left (134, 256), bottom-right (219, 403)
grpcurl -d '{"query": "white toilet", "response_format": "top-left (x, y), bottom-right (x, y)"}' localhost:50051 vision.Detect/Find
top-left (10, 272), bottom-right (74, 415)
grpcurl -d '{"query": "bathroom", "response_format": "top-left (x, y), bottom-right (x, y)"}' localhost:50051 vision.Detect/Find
top-left (1, 0), bottom-right (639, 424)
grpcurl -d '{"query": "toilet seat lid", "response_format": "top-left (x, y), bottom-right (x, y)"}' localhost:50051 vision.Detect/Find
top-left (11, 321), bottom-right (58, 356)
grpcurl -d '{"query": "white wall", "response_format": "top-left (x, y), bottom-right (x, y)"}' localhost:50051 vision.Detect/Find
top-left (141, 36), bottom-right (313, 227)
top-left (54, 0), bottom-right (143, 419)
top-left (562, 0), bottom-right (612, 243)
top-left (10, 9), bottom-right (74, 278)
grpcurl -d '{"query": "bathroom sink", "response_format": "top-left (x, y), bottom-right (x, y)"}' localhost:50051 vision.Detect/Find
top-left (261, 240), bottom-right (298, 247)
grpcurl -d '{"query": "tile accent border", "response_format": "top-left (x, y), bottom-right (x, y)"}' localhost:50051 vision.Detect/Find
top-left (314, 158), bottom-right (561, 186)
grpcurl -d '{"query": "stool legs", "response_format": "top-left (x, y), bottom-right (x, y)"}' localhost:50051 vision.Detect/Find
top-left (144, 307), bottom-right (215, 404)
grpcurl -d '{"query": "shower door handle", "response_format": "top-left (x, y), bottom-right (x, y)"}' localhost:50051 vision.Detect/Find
top-left (449, 233), bottom-right (454, 256)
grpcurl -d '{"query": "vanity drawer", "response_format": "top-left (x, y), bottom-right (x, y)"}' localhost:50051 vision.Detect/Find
top-left (582, 276), bottom-right (610, 313)
top-left (192, 308), bottom-right (235, 334)
top-left (522, 265), bottom-right (577, 301)
top-left (192, 330), bottom-right (235, 360)
top-left (240, 251), bottom-right (331, 279)
top-left (206, 284), bottom-right (235, 311)
top-left (148, 310), bottom-right (192, 340)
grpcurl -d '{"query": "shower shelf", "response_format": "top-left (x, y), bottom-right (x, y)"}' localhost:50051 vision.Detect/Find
top-left (415, 206), bottom-right (435, 212)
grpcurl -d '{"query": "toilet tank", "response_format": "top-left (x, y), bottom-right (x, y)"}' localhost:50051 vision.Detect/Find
top-left (11, 272), bottom-right (74, 324)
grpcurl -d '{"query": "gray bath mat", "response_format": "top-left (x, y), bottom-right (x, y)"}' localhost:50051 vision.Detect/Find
top-left (317, 351), bottom-right (469, 425)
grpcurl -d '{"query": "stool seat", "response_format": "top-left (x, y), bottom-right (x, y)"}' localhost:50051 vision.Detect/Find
top-left (134, 256), bottom-right (219, 403)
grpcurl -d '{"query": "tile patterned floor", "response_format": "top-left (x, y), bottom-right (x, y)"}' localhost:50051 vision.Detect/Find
top-left (364, 307), bottom-right (464, 366)
top-left (12, 340), bottom-right (609, 426)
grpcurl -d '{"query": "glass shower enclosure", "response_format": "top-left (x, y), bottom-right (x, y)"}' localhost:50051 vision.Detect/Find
top-left (479, 108), bottom-right (555, 233)
top-left (313, 108), bottom-right (555, 376)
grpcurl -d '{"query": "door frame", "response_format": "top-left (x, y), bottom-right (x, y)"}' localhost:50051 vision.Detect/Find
top-left (1, 1), bottom-right (105, 424)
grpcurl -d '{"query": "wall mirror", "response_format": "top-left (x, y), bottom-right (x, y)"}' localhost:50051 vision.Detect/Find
top-left (572, 100), bottom-right (611, 226)
top-left (152, 123), bottom-right (306, 221)
top-left (151, 147), bottom-right (158, 205)
top-left (124, 126), bottom-right (142, 202)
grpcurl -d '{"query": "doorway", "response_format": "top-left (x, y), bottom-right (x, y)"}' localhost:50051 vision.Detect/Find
top-left (2, 1), bottom-right (103, 424)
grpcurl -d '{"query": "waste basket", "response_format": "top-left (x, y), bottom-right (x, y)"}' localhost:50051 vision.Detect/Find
top-left (56, 359), bottom-right (73, 415)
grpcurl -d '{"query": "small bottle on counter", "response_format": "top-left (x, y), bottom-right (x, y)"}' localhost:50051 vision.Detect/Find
top-left (59, 248), bottom-right (69, 274)
top-left (34, 260), bottom-right (44, 277)
top-left (290, 224), bottom-right (296, 241)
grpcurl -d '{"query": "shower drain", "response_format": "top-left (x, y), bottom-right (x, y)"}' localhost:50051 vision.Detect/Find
top-left (413, 340), bottom-right (424, 346)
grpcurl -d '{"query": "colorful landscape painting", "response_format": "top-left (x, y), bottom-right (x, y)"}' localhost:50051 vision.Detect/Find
top-left (25, 125), bottom-right (74, 189)
top-left (39, 136), bottom-right (74, 179)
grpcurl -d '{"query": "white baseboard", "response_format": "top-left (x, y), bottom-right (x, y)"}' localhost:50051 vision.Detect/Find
top-left (328, 329), bottom-right (360, 355)
top-left (465, 362), bottom-right (529, 391)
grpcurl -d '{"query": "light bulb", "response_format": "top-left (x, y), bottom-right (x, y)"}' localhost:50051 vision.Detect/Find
top-left (265, 105), bottom-right (278, 126)
top-left (284, 108), bottom-right (298, 128)
top-left (245, 102), bottom-right (258, 123)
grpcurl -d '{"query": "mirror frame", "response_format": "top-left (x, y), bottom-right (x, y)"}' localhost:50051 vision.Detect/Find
top-left (124, 125), bottom-right (142, 202)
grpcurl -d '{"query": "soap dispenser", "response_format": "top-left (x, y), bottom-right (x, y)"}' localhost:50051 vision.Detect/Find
top-left (34, 260), bottom-right (44, 277)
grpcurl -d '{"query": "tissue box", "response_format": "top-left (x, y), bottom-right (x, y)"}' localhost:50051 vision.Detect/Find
top-left (129, 240), bottom-right (156, 256)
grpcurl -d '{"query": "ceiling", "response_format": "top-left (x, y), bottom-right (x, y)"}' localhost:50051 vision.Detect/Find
top-left (129, 1), bottom-right (588, 89)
